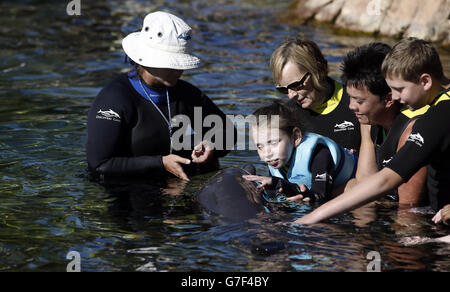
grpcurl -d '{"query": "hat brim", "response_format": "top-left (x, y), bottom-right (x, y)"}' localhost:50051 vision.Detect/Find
top-left (122, 32), bottom-right (200, 70)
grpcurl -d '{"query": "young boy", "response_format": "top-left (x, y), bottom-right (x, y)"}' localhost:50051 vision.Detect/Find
top-left (341, 42), bottom-right (428, 206)
top-left (297, 38), bottom-right (450, 224)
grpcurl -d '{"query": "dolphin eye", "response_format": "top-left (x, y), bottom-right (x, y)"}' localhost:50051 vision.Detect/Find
top-left (145, 27), bottom-right (149, 32)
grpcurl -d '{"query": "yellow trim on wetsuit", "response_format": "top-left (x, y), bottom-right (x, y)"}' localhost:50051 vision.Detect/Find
top-left (432, 90), bottom-right (450, 106)
top-left (400, 104), bottom-right (430, 119)
top-left (310, 80), bottom-right (343, 115)
top-left (400, 90), bottom-right (450, 118)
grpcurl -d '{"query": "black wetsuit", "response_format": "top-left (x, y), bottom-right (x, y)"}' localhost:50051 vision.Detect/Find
top-left (293, 78), bottom-right (361, 151)
top-left (373, 108), bottom-right (427, 201)
top-left (375, 108), bottom-right (426, 169)
top-left (269, 145), bottom-right (335, 203)
top-left (387, 89), bottom-right (450, 211)
top-left (87, 73), bottom-right (236, 179)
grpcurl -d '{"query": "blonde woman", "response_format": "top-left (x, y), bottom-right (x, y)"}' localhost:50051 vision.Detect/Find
top-left (270, 37), bottom-right (361, 151)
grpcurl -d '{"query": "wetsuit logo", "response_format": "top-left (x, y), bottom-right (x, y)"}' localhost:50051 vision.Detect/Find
top-left (178, 32), bottom-right (191, 41)
top-left (315, 172), bottom-right (332, 182)
top-left (334, 121), bottom-right (355, 132)
top-left (96, 109), bottom-right (121, 122)
top-left (407, 133), bottom-right (425, 147)
top-left (382, 158), bottom-right (393, 166)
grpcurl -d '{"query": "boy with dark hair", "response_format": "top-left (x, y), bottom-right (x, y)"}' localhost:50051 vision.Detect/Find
top-left (341, 42), bottom-right (427, 206)
top-left (296, 38), bottom-right (450, 224)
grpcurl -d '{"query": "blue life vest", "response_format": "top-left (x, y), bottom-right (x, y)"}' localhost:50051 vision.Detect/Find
top-left (268, 132), bottom-right (357, 189)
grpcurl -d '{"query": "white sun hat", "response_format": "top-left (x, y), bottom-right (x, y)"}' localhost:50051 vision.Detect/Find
top-left (122, 11), bottom-right (200, 70)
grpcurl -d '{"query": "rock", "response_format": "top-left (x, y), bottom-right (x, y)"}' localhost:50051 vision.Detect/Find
top-left (335, 0), bottom-right (386, 33)
top-left (315, 0), bottom-right (345, 23)
top-left (378, 0), bottom-right (417, 37)
top-left (403, 0), bottom-right (450, 44)
top-left (293, 0), bottom-right (331, 21)
top-left (291, 0), bottom-right (450, 46)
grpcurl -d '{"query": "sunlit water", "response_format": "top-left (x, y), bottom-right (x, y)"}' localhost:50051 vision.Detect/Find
top-left (0, 0), bottom-right (449, 272)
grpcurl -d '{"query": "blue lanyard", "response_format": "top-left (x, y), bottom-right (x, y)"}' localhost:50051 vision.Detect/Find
top-left (138, 78), bottom-right (173, 154)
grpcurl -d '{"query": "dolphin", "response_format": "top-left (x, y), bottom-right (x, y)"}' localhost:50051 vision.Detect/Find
top-left (196, 165), bottom-right (267, 222)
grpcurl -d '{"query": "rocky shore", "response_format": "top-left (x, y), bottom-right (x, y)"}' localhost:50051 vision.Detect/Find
top-left (289, 0), bottom-right (450, 46)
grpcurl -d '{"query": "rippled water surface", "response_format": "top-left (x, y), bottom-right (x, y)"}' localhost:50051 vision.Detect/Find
top-left (1, 0), bottom-right (449, 272)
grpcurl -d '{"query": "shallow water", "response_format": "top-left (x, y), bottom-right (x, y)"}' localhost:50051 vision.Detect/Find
top-left (0, 0), bottom-right (449, 272)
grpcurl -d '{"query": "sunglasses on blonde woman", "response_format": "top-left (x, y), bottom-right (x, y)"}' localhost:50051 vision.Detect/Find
top-left (276, 72), bottom-right (311, 95)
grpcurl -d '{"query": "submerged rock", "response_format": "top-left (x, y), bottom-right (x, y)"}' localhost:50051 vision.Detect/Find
top-left (290, 0), bottom-right (450, 46)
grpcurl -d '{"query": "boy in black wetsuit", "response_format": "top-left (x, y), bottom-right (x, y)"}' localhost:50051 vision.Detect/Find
top-left (341, 42), bottom-right (428, 206)
top-left (297, 38), bottom-right (450, 224)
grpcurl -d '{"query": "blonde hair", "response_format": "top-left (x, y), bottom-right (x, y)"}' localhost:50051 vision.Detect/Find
top-left (381, 37), bottom-right (444, 83)
top-left (270, 37), bottom-right (329, 93)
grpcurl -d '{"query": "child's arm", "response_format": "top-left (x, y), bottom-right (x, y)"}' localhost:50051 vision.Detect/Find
top-left (243, 174), bottom-right (309, 199)
top-left (432, 205), bottom-right (450, 226)
top-left (280, 145), bottom-right (336, 203)
top-left (242, 175), bottom-right (302, 195)
top-left (355, 124), bottom-right (379, 180)
top-left (295, 167), bottom-right (404, 224)
top-left (343, 124), bottom-right (378, 192)
top-left (271, 177), bottom-right (303, 196)
top-left (307, 145), bottom-right (335, 202)
top-left (284, 145), bottom-right (336, 203)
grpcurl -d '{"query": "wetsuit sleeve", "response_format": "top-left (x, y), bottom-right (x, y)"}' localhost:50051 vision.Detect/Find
top-left (270, 176), bottom-right (302, 195)
top-left (307, 145), bottom-right (336, 202)
top-left (87, 82), bottom-right (164, 176)
top-left (386, 102), bottom-right (450, 181)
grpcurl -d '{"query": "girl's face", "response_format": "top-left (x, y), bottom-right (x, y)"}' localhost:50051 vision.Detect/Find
top-left (251, 125), bottom-right (302, 169)
top-left (278, 61), bottom-right (321, 109)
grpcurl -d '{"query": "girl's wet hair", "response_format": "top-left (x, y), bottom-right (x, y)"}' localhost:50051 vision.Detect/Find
top-left (252, 100), bottom-right (307, 135)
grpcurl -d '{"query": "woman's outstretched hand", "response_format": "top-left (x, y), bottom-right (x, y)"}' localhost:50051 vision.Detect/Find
top-left (162, 154), bottom-right (191, 181)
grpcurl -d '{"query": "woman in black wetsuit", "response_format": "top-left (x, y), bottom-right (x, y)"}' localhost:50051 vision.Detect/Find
top-left (87, 11), bottom-right (235, 181)
top-left (270, 37), bottom-right (362, 151)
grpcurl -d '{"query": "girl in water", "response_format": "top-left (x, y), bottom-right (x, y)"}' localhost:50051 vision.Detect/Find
top-left (244, 101), bottom-right (357, 203)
